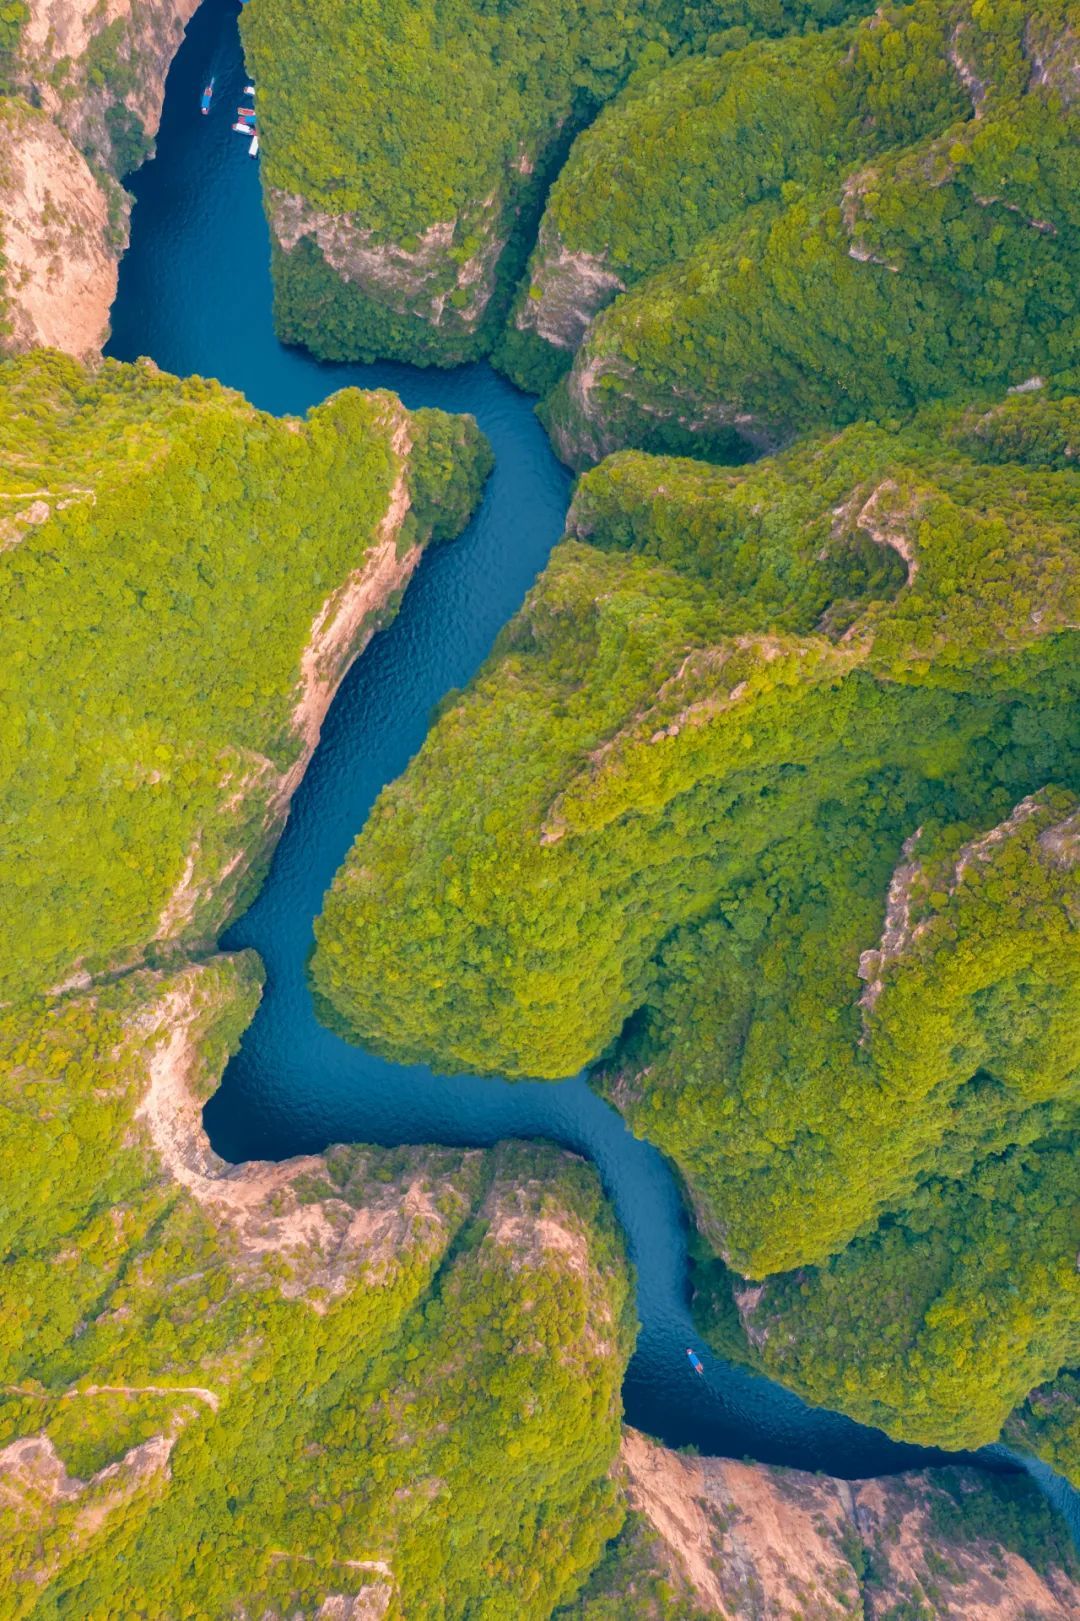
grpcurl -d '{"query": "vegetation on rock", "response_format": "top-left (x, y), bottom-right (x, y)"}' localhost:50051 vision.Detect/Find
top-left (243, 0), bottom-right (881, 364)
top-left (0, 349), bottom-right (490, 1000)
top-left (310, 383), bottom-right (1080, 1459)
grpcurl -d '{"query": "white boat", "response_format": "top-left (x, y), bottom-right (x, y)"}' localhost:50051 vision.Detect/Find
top-left (248, 133), bottom-right (259, 157)
top-left (232, 120), bottom-right (254, 134)
top-left (244, 85), bottom-right (255, 96)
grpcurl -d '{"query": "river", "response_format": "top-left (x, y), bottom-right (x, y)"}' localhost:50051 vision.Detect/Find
top-left (105, 0), bottom-right (1075, 1516)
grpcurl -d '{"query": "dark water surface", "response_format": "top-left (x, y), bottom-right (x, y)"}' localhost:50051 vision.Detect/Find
top-left (107, 0), bottom-right (1074, 1514)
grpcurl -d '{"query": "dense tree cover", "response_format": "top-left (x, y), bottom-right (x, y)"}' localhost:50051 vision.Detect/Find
top-left (309, 385), bottom-right (1079, 1453)
top-left (244, 0), bottom-right (878, 235)
top-left (607, 786), bottom-right (1080, 1277)
top-left (243, 0), bottom-right (879, 363)
top-left (498, 0), bottom-right (967, 391)
top-left (696, 1115), bottom-right (1080, 1452)
top-left (538, 14), bottom-right (965, 285)
top-left (1005, 1373), bottom-right (1080, 1483)
top-left (520, 0), bottom-right (1080, 460)
top-left (0, 349), bottom-right (490, 1000)
top-left (0, 960), bottom-right (635, 1618)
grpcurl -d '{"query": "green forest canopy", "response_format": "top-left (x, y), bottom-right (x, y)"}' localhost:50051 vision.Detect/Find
top-left (512, 0), bottom-right (1080, 456)
top-left (309, 383), bottom-right (1080, 1457)
top-left (0, 349), bottom-right (490, 999)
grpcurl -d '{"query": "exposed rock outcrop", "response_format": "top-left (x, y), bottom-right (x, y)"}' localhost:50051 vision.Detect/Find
top-left (268, 188), bottom-right (506, 341)
top-left (513, 219), bottom-right (623, 352)
top-left (1, 0), bottom-right (197, 358)
top-left (133, 960), bottom-right (470, 1304)
top-left (620, 1428), bottom-right (1080, 1619)
top-left (18, 0), bottom-right (198, 173)
top-left (0, 100), bottom-right (115, 359)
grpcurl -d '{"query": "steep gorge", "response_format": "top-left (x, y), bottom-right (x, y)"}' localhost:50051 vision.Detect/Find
top-left (2, 0), bottom-right (1080, 1609)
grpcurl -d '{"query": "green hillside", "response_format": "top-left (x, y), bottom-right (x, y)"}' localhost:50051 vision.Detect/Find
top-left (309, 383), bottom-right (1080, 1460)
top-left (0, 349), bottom-right (490, 999)
top-left (501, 0), bottom-right (1080, 461)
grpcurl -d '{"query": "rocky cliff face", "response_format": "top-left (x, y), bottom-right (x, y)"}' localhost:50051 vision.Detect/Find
top-left (0, 99), bottom-right (115, 358)
top-left (0, 0), bottom-right (197, 358)
top-left (508, 217), bottom-right (623, 356)
top-left (18, 0), bottom-right (197, 172)
top-left (616, 1429), bottom-right (1080, 1620)
top-left (266, 183), bottom-right (515, 366)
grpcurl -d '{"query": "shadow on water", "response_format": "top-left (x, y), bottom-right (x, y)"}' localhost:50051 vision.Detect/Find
top-left (106, 0), bottom-right (1076, 1517)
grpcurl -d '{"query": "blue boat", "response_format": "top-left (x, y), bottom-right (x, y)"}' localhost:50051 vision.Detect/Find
top-left (200, 78), bottom-right (214, 115)
top-left (686, 1348), bottom-right (705, 1376)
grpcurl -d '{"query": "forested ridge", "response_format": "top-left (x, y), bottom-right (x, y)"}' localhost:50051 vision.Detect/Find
top-left (282, 0), bottom-right (1080, 1491)
top-left (0, 349), bottom-right (490, 999)
top-left (311, 383), bottom-right (1080, 1468)
top-left (243, 0), bottom-right (882, 364)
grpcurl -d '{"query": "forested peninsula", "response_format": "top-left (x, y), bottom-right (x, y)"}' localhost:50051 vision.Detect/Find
top-left (2, 0), bottom-right (1080, 1613)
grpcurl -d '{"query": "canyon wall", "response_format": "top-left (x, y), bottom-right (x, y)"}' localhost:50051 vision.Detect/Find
top-left (0, 0), bottom-right (197, 357)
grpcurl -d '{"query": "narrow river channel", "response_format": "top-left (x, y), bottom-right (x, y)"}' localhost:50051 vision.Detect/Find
top-left (106, 0), bottom-right (1078, 1522)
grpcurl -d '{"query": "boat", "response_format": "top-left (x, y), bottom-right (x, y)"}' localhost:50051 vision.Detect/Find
top-left (686, 1348), bottom-right (705, 1376)
top-left (244, 85), bottom-right (255, 97)
top-left (232, 120), bottom-right (254, 134)
top-left (248, 133), bottom-right (259, 158)
top-left (200, 78), bottom-right (214, 115)
top-left (238, 106), bottom-right (255, 119)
